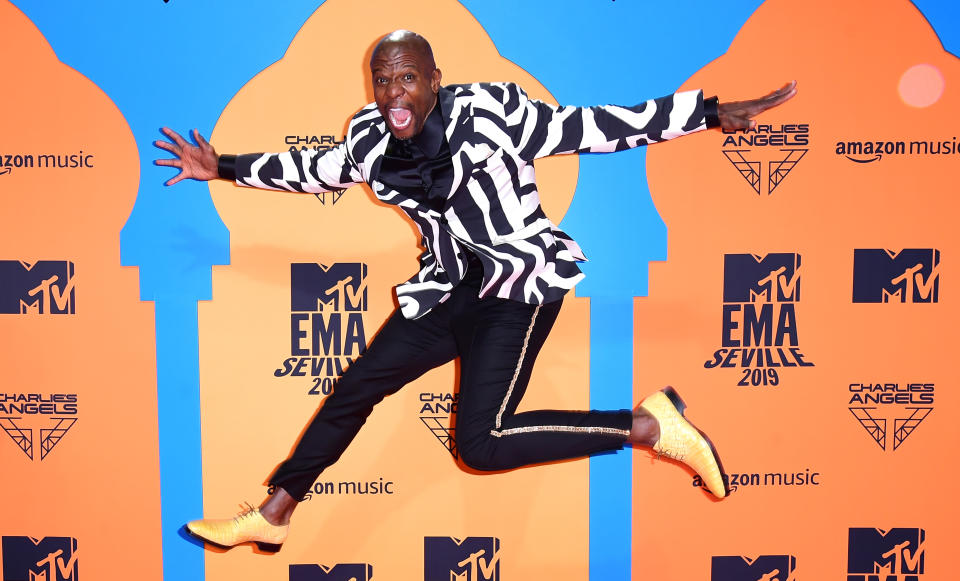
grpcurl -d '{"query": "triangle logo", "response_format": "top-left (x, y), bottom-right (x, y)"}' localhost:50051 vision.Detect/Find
top-left (0, 417), bottom-right (35, 459)
top-left (768, 149), bottom-right (807, 194)
top-left (40, 417), bottom-right (78, 460)
top-left (849, 406), bottom-right (931, 451)
top-left (0, 416), bottom-right (78, 461)
top-left (723, 150), bottom-right (761, 194)
top-left (893, 407), bottom-right (933, 451)
top-left (313, 188), bottom-right (347, 205)
top-left (849, 408), bottom-right (886, 450)
top-left (419, 416), bottom-right (457, 458)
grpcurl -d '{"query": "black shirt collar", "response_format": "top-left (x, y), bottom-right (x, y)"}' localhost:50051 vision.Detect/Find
top-left (411, 96), bottom-right (445, 158)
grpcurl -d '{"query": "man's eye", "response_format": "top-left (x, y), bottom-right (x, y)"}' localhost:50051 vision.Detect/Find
top-left (404, 74), bottom-right (415, 82)
top-left (376, 77), bottom-right (387, 84)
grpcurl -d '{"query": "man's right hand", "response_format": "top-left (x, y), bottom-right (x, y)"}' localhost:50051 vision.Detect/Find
top-left (154, 127), bottom-right (219, 186)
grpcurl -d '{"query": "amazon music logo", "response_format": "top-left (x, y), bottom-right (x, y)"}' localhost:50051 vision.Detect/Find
top-left (271, 476), bottom-right (395, 502)
top-left (693, 467), bottom-right (821, 494)
top-left (0, 152), bottom-right (94, 177)
top-left (836, 137), bottom-right (959, 163)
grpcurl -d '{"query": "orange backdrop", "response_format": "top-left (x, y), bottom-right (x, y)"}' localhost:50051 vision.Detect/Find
top-left (0, 2), bottom-right (161, 580)
top-left (2, 0), bottom-right (957, 580)
top-left (640, 0), bottom-right (958, 578)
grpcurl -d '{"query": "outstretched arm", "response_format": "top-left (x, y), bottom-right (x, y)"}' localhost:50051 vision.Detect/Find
top-left (510, 80), bottom-right (797, 160)
top-left (154, 127), bottom-right (219, 186)
top-left (155, 125), bottom-right (362, 194)
top-left (718, 81), bottom-right (797, 131)
top-left (511, 86), bottom-right (711, 160)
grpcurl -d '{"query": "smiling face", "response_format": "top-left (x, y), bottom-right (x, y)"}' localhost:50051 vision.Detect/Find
top-left (370, 32), bottom-right (442, 140)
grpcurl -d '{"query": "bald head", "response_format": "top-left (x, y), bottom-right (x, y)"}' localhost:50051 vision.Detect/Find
top-left (369, 29), bottom-right (442, 140)
top-left (370, 30), bottom-right (435, 70)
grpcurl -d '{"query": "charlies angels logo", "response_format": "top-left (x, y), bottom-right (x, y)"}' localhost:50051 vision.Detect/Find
top-left (282, 134), bottom-right (347, 204)
top-left (418, 392), bottom-right (457, 458)
top-left (848, 383), bottom-right (933, 451)
top-left (721, 123), bottom-right (808, 195)
top-left (0, 393), bottom-right (78, 461)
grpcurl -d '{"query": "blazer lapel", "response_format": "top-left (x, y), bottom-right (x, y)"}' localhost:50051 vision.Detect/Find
top-left (365, 130), bottom-right (390, 185)
top-left (360, 118), bottom-right (424, 209)
top-left (442, 85), bottom-right (497, 213)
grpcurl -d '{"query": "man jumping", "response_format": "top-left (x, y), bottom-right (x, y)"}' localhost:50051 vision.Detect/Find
top-left (156, 29), bottom-right (796, 552)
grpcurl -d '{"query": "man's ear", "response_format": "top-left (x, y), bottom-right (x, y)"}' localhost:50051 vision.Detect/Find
top-left (432, 68), bottom-right (442, 92)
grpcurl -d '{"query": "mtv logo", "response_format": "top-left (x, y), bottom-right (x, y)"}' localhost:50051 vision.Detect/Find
top-left (848, 527), bottom-right (925, 578)
top-left (711, 554), bottom-right (796, 581)
top-left (1, 536), bottom-right (79, 581)
top-left (853, 249), bottom-right (940, 303)
top-left (289, 563), bottom-right (373, 581)
top-left (723, 254), bottom-right (802, 303)
top-left (424, 537), bottom-right (500, 581)
top-left (291, 263), bottom-right (367, 312)
top-left (0, 260), bottom-right (76, 314)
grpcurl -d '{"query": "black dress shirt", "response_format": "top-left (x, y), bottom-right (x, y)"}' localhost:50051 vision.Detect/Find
top-left (379, 99), bottom-right (483, 287)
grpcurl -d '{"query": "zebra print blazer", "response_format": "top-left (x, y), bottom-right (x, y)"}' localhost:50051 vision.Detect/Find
top-left (231, 82), bottom-right (712, 319)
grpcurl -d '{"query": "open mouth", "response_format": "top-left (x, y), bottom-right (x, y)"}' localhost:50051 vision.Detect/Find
top-left (388, 107), bottom-right (413, 130)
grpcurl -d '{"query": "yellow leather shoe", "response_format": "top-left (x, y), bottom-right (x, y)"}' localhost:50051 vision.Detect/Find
top-left (186, 504), bottom-right (289, 552)
top-left (639, 387), bottom-right (728, 498)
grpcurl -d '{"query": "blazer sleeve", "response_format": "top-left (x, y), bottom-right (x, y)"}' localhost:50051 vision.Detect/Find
top-left (231, 142), bottom-right (364, 193)
top-left (506, 83), bottom-right (710, 161)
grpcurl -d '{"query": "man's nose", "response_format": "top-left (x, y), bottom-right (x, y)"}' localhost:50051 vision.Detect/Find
top-left (385, 79), bottom-right (403, 98)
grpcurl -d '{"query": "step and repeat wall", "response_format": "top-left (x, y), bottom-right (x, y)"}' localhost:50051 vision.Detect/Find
top-left (1, 0), bottom-right (957, 580)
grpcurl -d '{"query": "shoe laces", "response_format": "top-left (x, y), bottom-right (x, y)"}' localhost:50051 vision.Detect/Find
top-left (656, 438), bottom-right (687, 461)
top-left (232, 502), bottom-right (260, 524)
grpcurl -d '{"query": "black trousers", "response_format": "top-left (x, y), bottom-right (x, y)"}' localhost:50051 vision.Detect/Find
top-left (270, 278), bottom-right (633, 501)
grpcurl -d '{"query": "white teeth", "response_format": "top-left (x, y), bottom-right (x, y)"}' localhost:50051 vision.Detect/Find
top-left (388, 108), bottom-right (412, 129)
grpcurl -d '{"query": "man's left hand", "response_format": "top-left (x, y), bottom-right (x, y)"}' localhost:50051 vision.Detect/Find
top-left (718, 81), bottom-right (798, 131)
